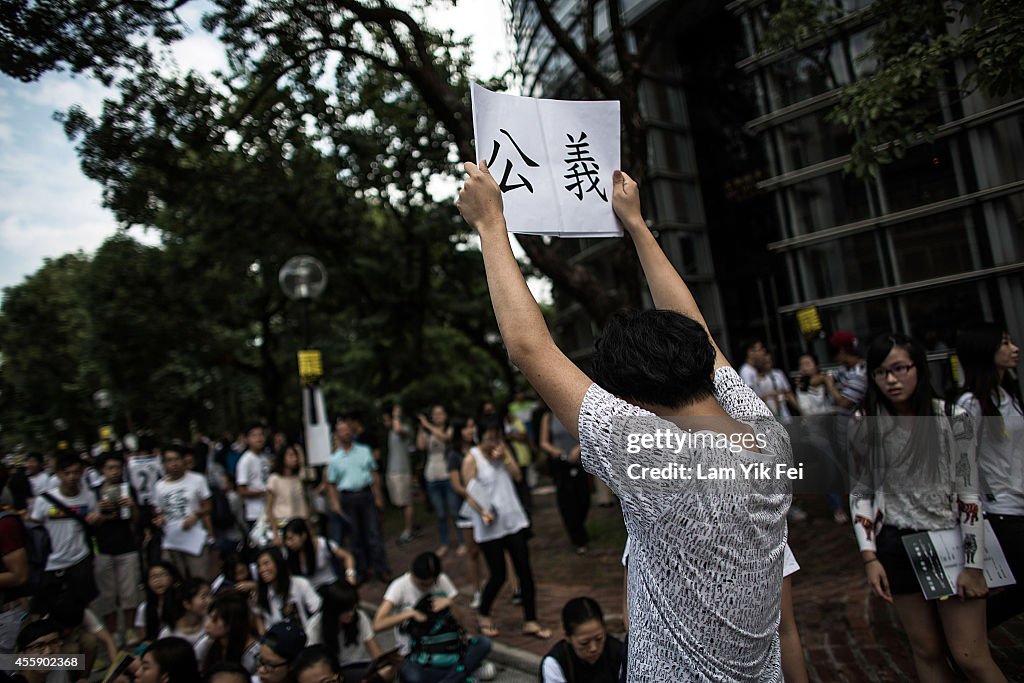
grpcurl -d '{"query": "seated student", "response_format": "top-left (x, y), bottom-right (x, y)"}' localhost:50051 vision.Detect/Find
top-left (135, 562), bottom-right (182, 644)
top-left (12, 619), bottom-right (69, 683)
top-left (291, 644), bottom-right (342, 683)
top-left (135, 636), bottom-right (201, 683)
top-left (256, 621), bottom-right (308, 683)
top-left (282, 519), bottom-right (357, 589)
top-left (456, 165), bottom-right (792, 679)
top-left (254, 547), bottom-right (322, 641)
top-left (204, 661), bottom-right (251, 683)
top-left (210, 553), bottom-right (257, 596)
top-left (46, 600), bottom-right (118, 680)
top-left (159, 577), bottom-right (211, 647)
top-left (541, 597), bottom-right (623, 683)
top-left (373, 552), bottom-right (492, 683)
top-left (399, 594), bottom-right (492, 683)
top-left (196, 593), bottom-right (261, 675)
top-left (320, 582), bottom-right (393, 680)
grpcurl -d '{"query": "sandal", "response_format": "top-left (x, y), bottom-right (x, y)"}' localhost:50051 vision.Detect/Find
top-left (478, 619), bottom-right (500, 637)
top-left (522, 623), bottom-right (552, 640)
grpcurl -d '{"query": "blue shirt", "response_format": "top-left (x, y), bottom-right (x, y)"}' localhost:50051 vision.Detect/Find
top-left (327, 443), bottom-right (377, 491)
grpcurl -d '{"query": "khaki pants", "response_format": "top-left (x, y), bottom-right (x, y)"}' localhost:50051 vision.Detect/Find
top-left (163, 547), bottom-right (208, 580)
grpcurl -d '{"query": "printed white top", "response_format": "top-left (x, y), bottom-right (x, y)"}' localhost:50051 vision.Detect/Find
top-left (579, 366), bottom-right (789, 682)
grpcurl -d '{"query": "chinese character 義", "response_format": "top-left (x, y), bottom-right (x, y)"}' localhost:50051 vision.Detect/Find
top-left (563, 131), bottom-right (607, 202)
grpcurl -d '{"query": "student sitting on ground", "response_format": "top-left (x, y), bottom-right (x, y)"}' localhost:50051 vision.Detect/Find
top-left (540, 597), bottom-right (623, 683)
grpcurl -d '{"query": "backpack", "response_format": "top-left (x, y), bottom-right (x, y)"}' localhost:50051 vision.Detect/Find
top-left (403, 595), bottom-right (466, 668)
top-left (0, 512), bottom-right (51, 601)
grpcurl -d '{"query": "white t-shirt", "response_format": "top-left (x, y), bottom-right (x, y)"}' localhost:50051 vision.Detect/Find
top-left (126, 454), bottom-right (164, 506)
top-left (382, 572), bottom-right (458, 655)
top-left (957, 389), bottom-right (1024, 515)
top-left (257, 575), bottom-right (323, 639)
top-left (194, 636), bottom-right (261, 673)
top-left (236, 451), bottom-right (271, 521)
top-left (154, 472), bottom-right (211, 525)
top-left (158, 623), bottom-right (207, 647)
top-left (751, 369), bottom-right (794, 421)
top-left (29, 472), bottom-right (56, 496)
top-left (337, 610), bottom-right (375, 664)
top-left (309, 537), bottom-right (341, 589)
top-left (31, 487), bottom-right (97, 570)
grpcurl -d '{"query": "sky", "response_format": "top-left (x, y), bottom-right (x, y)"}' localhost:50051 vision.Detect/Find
top-left (0, 0), bottom-right (519, 294)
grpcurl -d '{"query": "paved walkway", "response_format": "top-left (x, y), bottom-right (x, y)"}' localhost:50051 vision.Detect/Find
top-left (361, 487), bottom-right (1024, 681)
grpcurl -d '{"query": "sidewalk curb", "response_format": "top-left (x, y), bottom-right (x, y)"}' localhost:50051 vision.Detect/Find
top-left (360, 600), bottom-right (542, 674)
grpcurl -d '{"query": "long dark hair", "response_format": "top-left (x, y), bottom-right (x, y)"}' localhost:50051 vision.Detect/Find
top-left (257, 547), bottom-right (291, 615)
top-left (320, 581), bottom-right (361, 659)
top-left (957, 323), bottom-right (1022, 424)
top-left (144, 562), bottom-right (182, 642)
top-left (272, 444), bottom-right (300, 476)
top-left (854, 333), bottom-right (943, 483)
top-left (144, 636), bottom-right (200, 683)
top-left (449, 416), bottom-right (476, 454)
top-left (167, 577), bottom-right (209, 627)
top-left (283, 518), bottom-right (317, 578)
top-left (202, 593), bottom-right (255, 674)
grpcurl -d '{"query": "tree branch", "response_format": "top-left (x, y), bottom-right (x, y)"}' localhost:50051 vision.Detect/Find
top-left (530, 0), bottom-right (616, 98)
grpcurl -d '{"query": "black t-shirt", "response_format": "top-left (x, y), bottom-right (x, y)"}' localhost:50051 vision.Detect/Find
top-left (92, 484), bottom-right (138, 555)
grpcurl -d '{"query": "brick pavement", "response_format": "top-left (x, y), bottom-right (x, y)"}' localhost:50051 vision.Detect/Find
top-left (360, 488), bottom-right (1024, 681)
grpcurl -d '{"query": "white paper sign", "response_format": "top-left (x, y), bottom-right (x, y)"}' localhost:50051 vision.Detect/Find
top-left (470, 83), bottom-right (621, 237)
top-left (303, 385), bottom-right (332, 466)
top-left (163, 518), bottom-right (207, 556)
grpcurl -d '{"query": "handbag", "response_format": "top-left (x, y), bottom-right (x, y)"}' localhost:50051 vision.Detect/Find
top-left (248, 511), bottom-right (275, 549)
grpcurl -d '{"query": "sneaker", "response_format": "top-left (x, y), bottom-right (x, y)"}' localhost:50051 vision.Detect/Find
top-left (511, 589), bottom-right (522, 605)
top-left (475, 662), bottom-right (497, 680)
top-left (833, 509), bottom-right (850, 524)
top-left (470, 591), bottom-right (482, 610)
top-left (397, 530), bottom-right (414, 545)
top-left (787, 505), bottom-right (808, 523)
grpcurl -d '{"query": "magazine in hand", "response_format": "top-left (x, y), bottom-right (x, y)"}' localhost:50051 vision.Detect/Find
top-left (902, 520), bottom-right (1015, 600)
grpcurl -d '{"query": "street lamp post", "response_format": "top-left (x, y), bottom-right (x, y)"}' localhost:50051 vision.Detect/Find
top-left (279, 256), bottom-right (330, 466)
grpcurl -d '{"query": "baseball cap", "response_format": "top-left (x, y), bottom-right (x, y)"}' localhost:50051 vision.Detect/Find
top-left (262, 621), bottom-right (307, 661)
top-left (829, 331), bottom-right (860, 353)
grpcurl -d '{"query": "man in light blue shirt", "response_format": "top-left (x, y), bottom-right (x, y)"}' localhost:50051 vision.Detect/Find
top-left (327, 418), bottom-right (391, 582)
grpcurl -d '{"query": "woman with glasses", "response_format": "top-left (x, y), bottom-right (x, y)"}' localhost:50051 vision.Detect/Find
top-left (956, 323), bottom-right (1023, 629)
top-left (256, 621), bottom-right (307, 683)
top-left (849, 333), bottom-right (1006, 682)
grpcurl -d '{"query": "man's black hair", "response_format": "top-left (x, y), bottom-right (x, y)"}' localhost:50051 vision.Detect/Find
top-left (25, 452), bottom-right (43, 464)
top-left (204, 661), bottom-right (250, 683)
top-left (55, 450), bottom-right (81, 472)
top-left (98, 451), bottom-right (125, 468)
top-left (591, 309), bottom-right (716, 409)
top-left (245, 423), bottom-right (264, 435)
top-left (412, 551), bottom-right (442, 580)
top-left (16, 619), bottom-right (62, 652)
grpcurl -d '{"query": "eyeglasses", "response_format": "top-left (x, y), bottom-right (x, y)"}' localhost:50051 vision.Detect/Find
top-left (25, 636), bottom-right (61, 653)
top-left (872, 363), bottom-right (915, 380)
top-left (256, 656), bottom-right (288, 670)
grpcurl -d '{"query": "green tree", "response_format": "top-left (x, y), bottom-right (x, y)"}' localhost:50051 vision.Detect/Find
top-left (759, 0), bottom-right (1024, 177)
top-left (0, 254), bottom-right (101, 449)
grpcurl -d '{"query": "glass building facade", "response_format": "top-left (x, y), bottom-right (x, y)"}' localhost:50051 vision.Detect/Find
top-left (511, 0), bottom-right (1024, 381)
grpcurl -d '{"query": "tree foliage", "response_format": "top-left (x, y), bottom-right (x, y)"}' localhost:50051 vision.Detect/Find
top-left (759, 0), bottom-right (1024, 177)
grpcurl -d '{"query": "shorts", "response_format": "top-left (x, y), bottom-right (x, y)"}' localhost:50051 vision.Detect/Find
top-left (92, 552), bottom-right (142, 616)
top-left (875, 526), bottom-right (924, 595)
top-left (387, 473), bottom-right (412, 508)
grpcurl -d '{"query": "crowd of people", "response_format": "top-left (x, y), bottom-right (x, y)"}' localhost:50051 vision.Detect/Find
top-left (0, 161), bottom-right (1020, 682)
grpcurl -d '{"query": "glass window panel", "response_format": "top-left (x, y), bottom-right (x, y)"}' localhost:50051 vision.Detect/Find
top-left (901, 281), bottom-right (985, 356)
top-left (818, 299), bottom-right (893, 347)
top-left (648, 128), bottom-right (697, 174)
top-left (651, 178), bottom-right (701, 224)
top-left (881, 140), bottom-right (963, 213)
top-left (800, 232), bottom-right (885, 299)
top-left (768, 47), bottom-right (849, 110)
top-left (847, 28), bottom-right (877, 78)
top-left (639, 84), bottom-right (690, 125)
top-left (890, 211), bottom-right (976, 284)
top-left (777, 109), bottom-right (856, 169)
top-left (789, 171), bottom-right (874, 232)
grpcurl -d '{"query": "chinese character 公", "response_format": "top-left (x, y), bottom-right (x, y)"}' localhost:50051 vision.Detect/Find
top-left (487, 129), bottom-right (540, 193)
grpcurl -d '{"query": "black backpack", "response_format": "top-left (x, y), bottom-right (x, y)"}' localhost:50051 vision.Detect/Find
top-left (403, 595), bottom-right (465, 668)
top-left (0, 512), bottom-right (51, 601)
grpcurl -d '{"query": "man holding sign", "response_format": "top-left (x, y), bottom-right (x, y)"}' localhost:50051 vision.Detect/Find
top-left (456, 161), bottom-right (790, 681)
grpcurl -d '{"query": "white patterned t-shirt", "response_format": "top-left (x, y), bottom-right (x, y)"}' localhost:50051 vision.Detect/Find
top-left (579, 366), bottom-right (790, 682)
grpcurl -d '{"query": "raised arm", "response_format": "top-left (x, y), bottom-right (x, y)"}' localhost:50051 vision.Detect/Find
top-left (612, 171), bottom-right (730, 369)
top-left (456, 160), bottom-right (591, 438)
